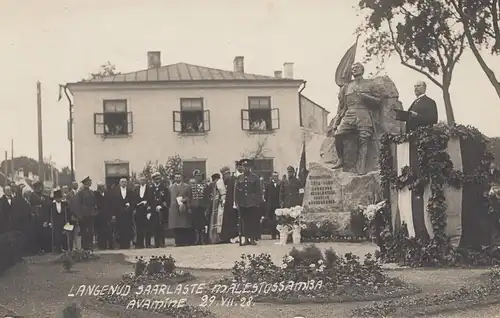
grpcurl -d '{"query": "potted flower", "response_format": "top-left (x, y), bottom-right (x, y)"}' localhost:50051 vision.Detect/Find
top-left (275, 206), bottom-right (305, 244)
top-left (290, 206), bottom-right (305, 244)
top-left (363, 200), bottom-right (387, 242)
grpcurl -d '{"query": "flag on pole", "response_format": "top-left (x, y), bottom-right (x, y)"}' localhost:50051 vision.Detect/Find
top-left (334, 36), bottom-right (360, 87)
top-left (297, 139), bottom-right (308, 185)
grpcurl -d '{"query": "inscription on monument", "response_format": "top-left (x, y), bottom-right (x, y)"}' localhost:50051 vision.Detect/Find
top-left (308, 175), bottom-right (336, 205)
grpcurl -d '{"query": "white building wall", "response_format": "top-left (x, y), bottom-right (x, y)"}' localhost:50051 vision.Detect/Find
top-left (72, 85), bottom-right (311, 183)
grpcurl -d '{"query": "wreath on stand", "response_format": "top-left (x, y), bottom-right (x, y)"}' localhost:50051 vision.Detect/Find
top-left (377, 123), bottom-right (500, 267)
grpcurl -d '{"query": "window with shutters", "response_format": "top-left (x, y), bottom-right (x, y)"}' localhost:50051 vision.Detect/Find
top-left (241, 97), bottom-right (279, 132)
top-left (173, 98), bottom-right (210, 134)
top-left (94, 100), bottom-right (133, 137)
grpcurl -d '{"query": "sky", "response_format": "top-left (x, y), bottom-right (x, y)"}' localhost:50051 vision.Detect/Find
top-left (0, 0), bottom-right (499, 169)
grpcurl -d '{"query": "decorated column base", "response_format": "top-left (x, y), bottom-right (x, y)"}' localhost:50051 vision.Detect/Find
top-left (379, 124), bottom-right (494, 266)
top-left (301, 162), bottom-right (383, 236)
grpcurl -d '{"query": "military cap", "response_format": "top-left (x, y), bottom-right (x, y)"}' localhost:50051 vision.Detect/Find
top-left (239, 159), bottom-right (253, 166)
top-left (220, 166), bottom-right (230, 174)
top-left (81, 176), bottom-right (91, 184)
top-left (211, 173), bottom-right (220, 181)
top-left (287, 166), bottom-right (295, 172)
top-left (151, 172), bottom-right (161, 178)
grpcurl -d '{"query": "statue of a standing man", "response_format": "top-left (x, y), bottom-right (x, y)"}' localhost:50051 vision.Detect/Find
top-left (329, 62), bottom-right (381, 175)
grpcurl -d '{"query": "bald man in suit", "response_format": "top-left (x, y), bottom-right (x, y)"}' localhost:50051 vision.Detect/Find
top-left (406, 81), bottom-right (438, 132)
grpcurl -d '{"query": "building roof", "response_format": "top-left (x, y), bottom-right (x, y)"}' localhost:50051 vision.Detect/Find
top-left (78, 62), bottom-right (302, 84)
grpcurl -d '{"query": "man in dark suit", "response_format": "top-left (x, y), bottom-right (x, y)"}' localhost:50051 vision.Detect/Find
top-left (0, 186), bottom-right (15, 233)
top-left (134, 175), bottom-right (153, 248)
top-left (95, 182), bottom-right (113, 250)
top-left (48, 190), bottom-right (72, 252)
top-left (406, 80), bottom-right (438, 133)
top-left (219, 166), bottom-right (238, 243)
top-left (111, 178), bottom-right (135, 249)
top-left (264, 171), bottom-right (281, 239)
top-left (150, 172), bottom-right (170, 248)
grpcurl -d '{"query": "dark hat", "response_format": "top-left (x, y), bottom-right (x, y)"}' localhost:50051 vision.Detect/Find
top-left (287, 166), bottom-right (295, 172)
top-left (239, 159), bottom-right (253, 166)
top-left (211, 173), bottom-right (220, 181)
top-left (81, 176), bottom-right (91, 184)
top-left (53, 190), bottom-right (62, 199)
top-left (33, 181), bottom-right (42, 188)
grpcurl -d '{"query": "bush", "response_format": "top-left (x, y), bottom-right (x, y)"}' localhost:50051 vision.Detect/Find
top-left (216, 245), bottom-right (419, 303)
top-left (351, 266), bottom-right (500, 317)
top-left (0, 231), bottom-right (23, 275)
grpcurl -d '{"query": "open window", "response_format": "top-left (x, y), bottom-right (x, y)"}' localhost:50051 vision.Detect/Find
top-left (94, 100), bottom-right (133, 136)
top-left (242, 97), bottom-right (280, 132)
top-left (173, 98), bottom-right (210, 133)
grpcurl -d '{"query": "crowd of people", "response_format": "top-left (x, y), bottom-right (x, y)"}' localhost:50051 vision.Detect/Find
top-left (0, 158), bottom-right (305, 253)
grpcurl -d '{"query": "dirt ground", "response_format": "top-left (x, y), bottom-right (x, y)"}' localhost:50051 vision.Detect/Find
top-left (0, 254), bottom-right (493, 318)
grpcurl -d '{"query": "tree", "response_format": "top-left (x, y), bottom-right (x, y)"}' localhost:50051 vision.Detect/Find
top-left (446, 0), bottom-right (500, 99)
top-left (0, 156), bottom-right (57, 181)
top-left (85, 61), bottom-right (121, 81)
top-left (358, 0), bottom-right (466, 124)
top-left (241, 136), bottom-right (270, 160)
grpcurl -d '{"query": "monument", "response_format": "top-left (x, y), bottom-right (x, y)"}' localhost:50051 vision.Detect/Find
top-left (302, 61), bottom-right (404, 234)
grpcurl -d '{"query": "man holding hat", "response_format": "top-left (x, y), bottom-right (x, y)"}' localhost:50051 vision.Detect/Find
top-left (234, 159), bottom-right (262, 245)
top-left (75, 176), bottom-right (98, 250)
top-left (48, 190), bottom-right (72, 252)
top-left (219, 166), bottom-right (238, 243)
top-left (280, 166), bottom-right (302, 208)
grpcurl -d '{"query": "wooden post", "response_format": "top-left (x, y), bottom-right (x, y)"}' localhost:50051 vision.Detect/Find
top-left (4, 151), bottom-right (7, 186)
top-left (10, 139), bottom-right (14, 181)
top-left (37, 81), bottom-right (44, 182)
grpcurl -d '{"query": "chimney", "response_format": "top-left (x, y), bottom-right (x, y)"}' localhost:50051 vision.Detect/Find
top-left (147, 51), bottom-right (161, 68)
top-left (283, 62), bottom-right (294, 79)
top-left (233, 56), bottom-right (244, 73)
top-left (274, 71), bottom-right (282, 79)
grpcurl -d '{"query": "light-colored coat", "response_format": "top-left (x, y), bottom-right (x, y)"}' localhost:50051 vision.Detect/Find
top-left (168, 182), bottom-right (192, 229)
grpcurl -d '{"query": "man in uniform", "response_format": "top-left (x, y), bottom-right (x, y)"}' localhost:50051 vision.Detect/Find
top-left (234, 159), bottom-right (262, 246)
top-left (280, 166), bottom-right (302, 208)
top-left (150, 172), bottom-right (169, 248)
top-left (329, 62), bottom-right (381, 175)
top-left (76, 176), bottom-right (98, 250)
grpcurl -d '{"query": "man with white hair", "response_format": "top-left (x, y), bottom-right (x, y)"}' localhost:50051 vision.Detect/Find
top-left (111, 177), bottom-right (135, 249)
top-left (405, 80), bottom-right (438, 133)
top-left (0, 186), bottom-right (14, 232)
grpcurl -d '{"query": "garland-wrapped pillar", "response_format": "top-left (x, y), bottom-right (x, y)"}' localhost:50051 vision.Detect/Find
top-left (380, 124), bottom-right (494, 259)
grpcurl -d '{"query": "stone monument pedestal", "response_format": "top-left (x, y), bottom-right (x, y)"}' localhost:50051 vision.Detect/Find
top-left (302, 162), bottom-right (383, 235)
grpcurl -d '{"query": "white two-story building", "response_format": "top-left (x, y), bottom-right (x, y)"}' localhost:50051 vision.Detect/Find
top-left (68, 52), bottom-right (328, 186)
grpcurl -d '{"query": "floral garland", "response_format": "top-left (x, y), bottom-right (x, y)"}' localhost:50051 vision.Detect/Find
top-left (378, 123), bottom-right (494, 266)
